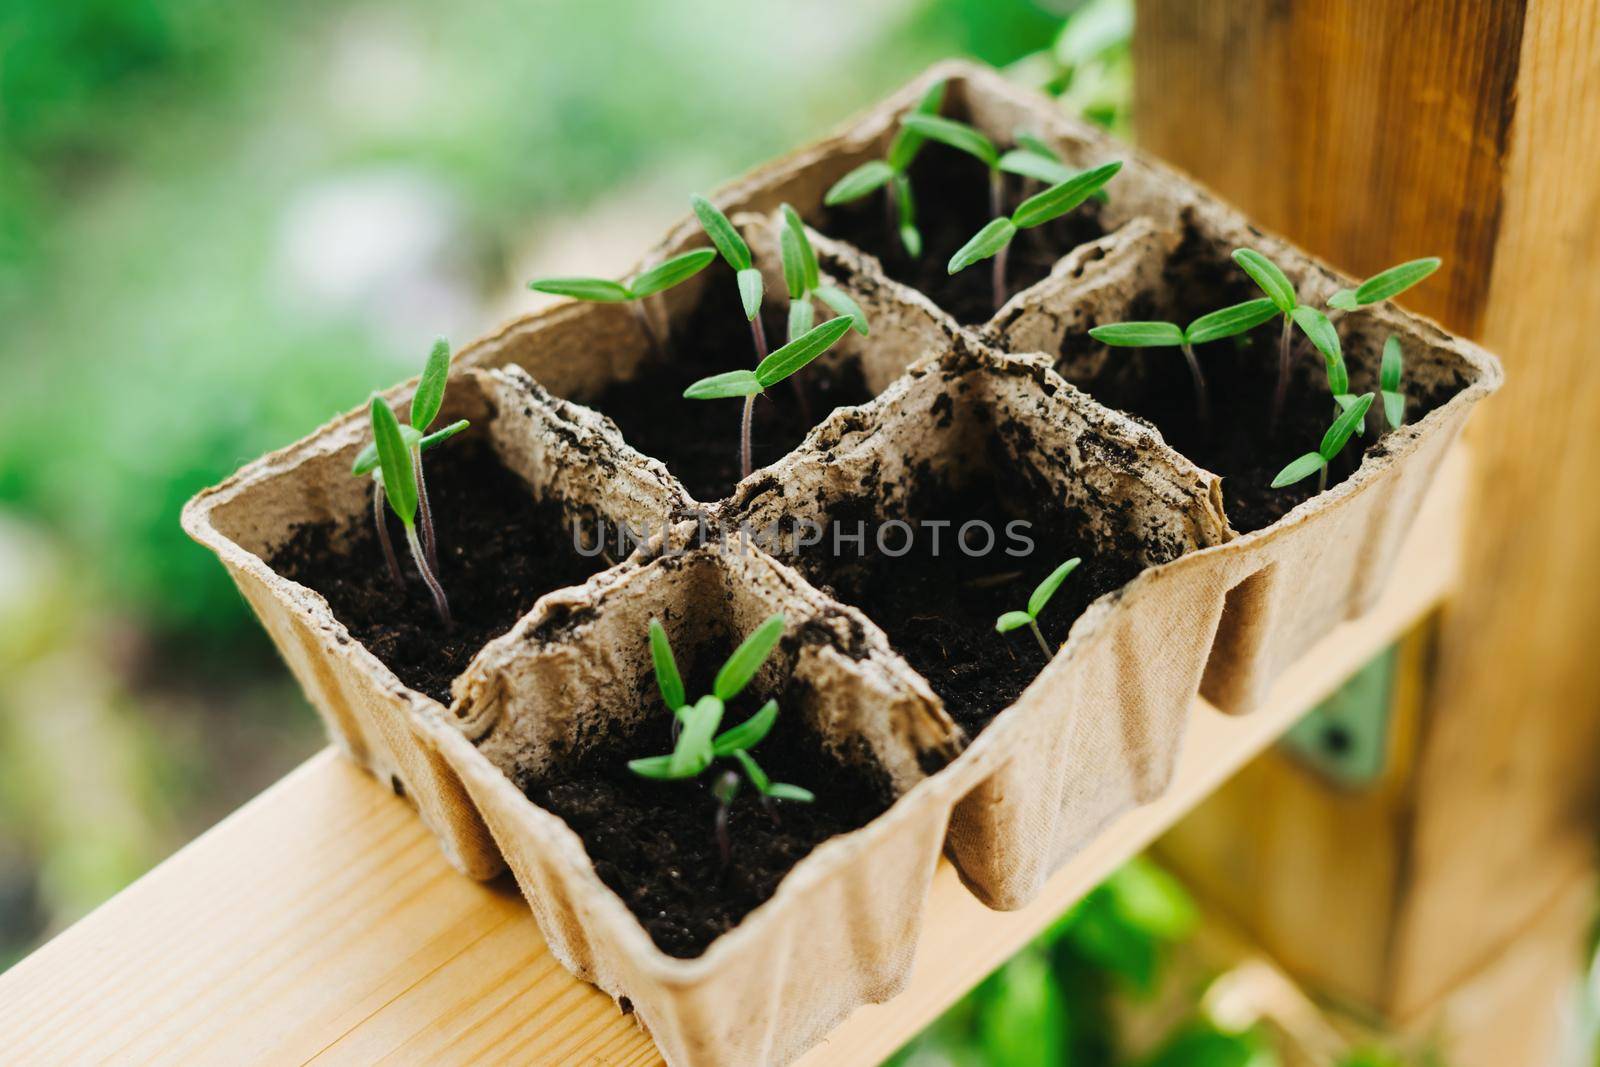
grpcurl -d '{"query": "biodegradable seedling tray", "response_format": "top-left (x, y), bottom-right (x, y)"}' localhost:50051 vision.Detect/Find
top-left (187, 58), bottom-right (1501, 1067)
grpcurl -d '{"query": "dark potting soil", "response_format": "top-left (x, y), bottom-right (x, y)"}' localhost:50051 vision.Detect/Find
top-left (269, 439), bottom-right (607, 704)
top-left (586, 274), bottom-right (872, 504)
top-left (795, 474), bottom-right (1145, 738)
top-left (522, 663), bottom-right (893, 959)
top-left (1061, 228), bottom-right (1458, 533)
top-left (819, 141), bottom-right (1108, 325)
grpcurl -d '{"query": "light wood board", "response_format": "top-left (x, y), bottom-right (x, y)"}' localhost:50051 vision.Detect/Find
top-left (0, 450), bottom-right (1464, 1066)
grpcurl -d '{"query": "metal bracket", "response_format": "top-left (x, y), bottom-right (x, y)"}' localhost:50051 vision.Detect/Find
top-left (1279, 646), bottom-right (1397, 788)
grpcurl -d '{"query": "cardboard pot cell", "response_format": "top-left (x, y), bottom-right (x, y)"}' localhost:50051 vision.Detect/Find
top-left (997, 199), bottom-right (1503, 712)
top-left (638, 61), bottom-right (1170, 333)
top-left (181, 365), bottom-right (688, 877)
top-left (454, 211), bottom-right (931, 507)
top-left (725, 341), bottom-right (1233, 909)
top-left (424, 539), bottom-right (977, 1067)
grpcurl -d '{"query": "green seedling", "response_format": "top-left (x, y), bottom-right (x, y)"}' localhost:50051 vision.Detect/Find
top-left (352, 340), bottom-right (469, 603)
top-left (1379, 335), bottom-right (1407, 430)
top-left (683, 315), bottom-right (854, 482)
top-left (1088, 299), bottom-right (1278, 428)
top-left (691, 194), bottom-right (769, 362)
top-left (1328, 257), bottom-right (1441, 311)
top-left (368, 393), bottom-right (452, 625)
top-left (948, 160), bottom-right (1122, 313)
top-left (995, 557), bottom-right (1081, 660)
top-left (778, 204), bottom-right (869, 343)
top-left (824, 78), bottom-right (946, 257)
top-left (527, 248), bottom-right (716, 356)
top-left (998, 130), bottom-right (1112, 204)
top-left (1232, 248), bottom-right (1351, 432)
top-left (901, 114), bottom-right (1109, 315)
top-left (1271, 392), bottom-right (1375, 494)
top-left (775, 203), bottom-right (869, 427)
top-left (629, 614), bottom-right (814, 866)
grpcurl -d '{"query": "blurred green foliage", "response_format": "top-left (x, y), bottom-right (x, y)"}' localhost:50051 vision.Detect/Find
top-left (888, 858), bottom-right (1277, 1067)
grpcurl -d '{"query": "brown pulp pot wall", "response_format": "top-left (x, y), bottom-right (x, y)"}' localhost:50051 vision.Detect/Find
top-left (181, 367), bottom-right (691, 877)
top-left (429, 540), bottom-right (982, 1067)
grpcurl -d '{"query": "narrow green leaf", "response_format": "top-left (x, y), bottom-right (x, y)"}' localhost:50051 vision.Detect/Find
top-left (1327, 288), bottom-right (1359, 311)
top-left (369, 398), bottom-right (417, 526)
top-left (948, 217), bottom-right (1017, 274)
top-left (895, 174), bottom-right (920, 257)
top-left (1010, 161), bottom-right (1122, 229)
top-left (900, 223), bottom-right (923, 258)
top-left (1380, 335), bottom-right (1403, 392)
top-left (815, 285), bottom-right (869, 335)
top-left (1291, 305), bottom-right (1343, 367)
top-left (787, 299), bottom-right (814, 344)
top-left (1183, 298), bottom-right (1279, 344)
top-left (1383, 390), bottom-right (1406, 430)
top-left (627, 754), bottom-right (690, 780)
top-left (354, 419), bottom-right (470, 476)
top-left (712, 699), bottom-right (778, 756)
top-left (997, 148), bottom-right (1072, 185)
top-left (690, 195), bottom-right (752, 271)
top-left (424, 419), bottom-right (469, 448)
top-left (779, 224), bottom-right (808, 301)
top-left (1354, 257), bottom-right (1441, 305)
top-left (765, 782), bottom-right (816, 804)
top-left (1334, 392), bottom-right (1361, 413)
top-left (781, 204), bottom-right (819, 292)
top-left (411, 338), bottom-right (451, 430)
top-left (1271, 453), bottom-right (1325, 489)
top-left (683, 369), bottom-right (763, 400)
top-left (755, 316), bottom-right (853, 387)
top-left (995, 610), bottom-right (1035, 634)
top-left (886, 78), bottom-right (947, 172)
top-left (649, 619), bottom-right (686, 711)
top-left (1231, 249), bottom-right (1296, 313)
top-left (669, 695), bottom-right (723, 777)
top-left (352, 423), bottom-right (422, 476)
top-left (900, 114), bottom-right (999, 168)
top-left (736, 267), bottom-right (764, 321)
top-left (733, 748), bottom-right (771, 793)
top-left (1319, 392), bottom-right (1375, 459)
top-left (527, 276), bottom-right (631, 302)
top-left (714, 612), bottom-right (786, 702)
top-left (1089, 321), bottom-right (1185, 347)
top-left (628, 249), bottom-right (716, 299)
top-left (1014, 130), bottom-right (1060, 161)
top-left (1028, 557), bottom-right (1082, 617)
top-left (824, 161), bottom-right (895, 206)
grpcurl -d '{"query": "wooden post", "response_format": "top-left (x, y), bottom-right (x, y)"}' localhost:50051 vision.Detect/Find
top-left (1136, 0), bottom-right (1600, 1028)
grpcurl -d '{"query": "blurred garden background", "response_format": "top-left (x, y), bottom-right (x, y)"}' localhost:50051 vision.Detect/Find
top-left (0, 1), bottom-right (1554, 1063)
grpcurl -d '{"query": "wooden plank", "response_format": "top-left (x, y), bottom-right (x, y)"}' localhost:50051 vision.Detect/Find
top-left (0, 451), bottom-right (1464, 1066)
top-left (1135, 0), bottom-right (1600, 1023)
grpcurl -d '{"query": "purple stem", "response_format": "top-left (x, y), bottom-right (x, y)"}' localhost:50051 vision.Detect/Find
top-left (739, 394), bottom-right (755, 481)
top-left (373, 482), bottom-right (404, 588)
top-left (414, 453), bottom-right (439, 576)
top-left (1179, 340), bottom-right (1211, 433)
top-left (989, 169), bottom-right (1008, 312)
top-left (1271, 314), bottom-right (1292, 434)
top-left (1027, 619), bottom-right (1051, 661)
top-left (404, 525), bottom-right (452, 627)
